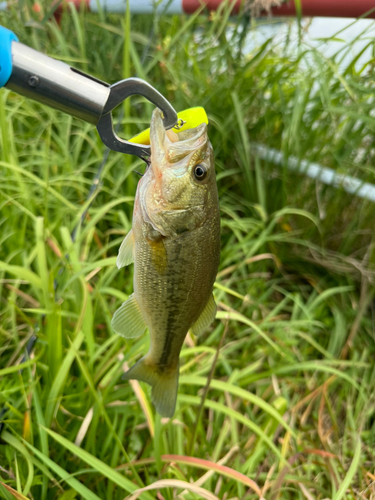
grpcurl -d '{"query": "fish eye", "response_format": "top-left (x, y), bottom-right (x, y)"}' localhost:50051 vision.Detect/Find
top-left (193, 164), bottom-right (207, 181)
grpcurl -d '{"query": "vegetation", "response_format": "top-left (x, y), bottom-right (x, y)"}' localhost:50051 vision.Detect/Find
top-left (1, 3), bottom-right (375, 499)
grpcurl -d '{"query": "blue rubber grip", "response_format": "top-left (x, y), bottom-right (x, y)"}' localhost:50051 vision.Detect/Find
top-left (0, 26), bottom-right (19, 88)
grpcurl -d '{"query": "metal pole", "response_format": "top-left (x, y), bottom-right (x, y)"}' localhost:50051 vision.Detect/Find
top-left (34, 0), bottom-right (375, 17)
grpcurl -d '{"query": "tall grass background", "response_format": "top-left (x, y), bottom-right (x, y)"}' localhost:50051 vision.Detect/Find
top-left (1, 2), bottom-right (375, 499)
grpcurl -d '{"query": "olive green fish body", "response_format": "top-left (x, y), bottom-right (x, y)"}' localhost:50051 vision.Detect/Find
top-left (134, 204), bottom-right (220, 370)
top-left (112, 109), bottom-right (220, 417)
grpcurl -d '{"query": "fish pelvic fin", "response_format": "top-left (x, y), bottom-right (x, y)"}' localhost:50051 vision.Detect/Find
top-left (116, 229), bottom-right (134, 269)
top-left (123, 356), bottom-right (179, 418)
top-left (111, 293), bottom-right (147, 338)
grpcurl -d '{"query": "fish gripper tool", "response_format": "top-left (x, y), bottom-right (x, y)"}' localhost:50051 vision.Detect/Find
top-left (0, 25), bottom-right (178, 160)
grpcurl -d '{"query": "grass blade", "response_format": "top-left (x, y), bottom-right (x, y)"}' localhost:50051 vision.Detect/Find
top-left (332, 438), bottom-right (361, 500)
top-left (125, 479), bottom-right (220, 500)
top-left (21, 437), bottom-right (102, 500)
top-left (0, 482), bottom-right (29, 500)
top-left (179, 394), bottom-right (285, 463)
top-left (180, 375), bottom-right (295, 437)
top-left (42, 427), bottom-right (153, 499)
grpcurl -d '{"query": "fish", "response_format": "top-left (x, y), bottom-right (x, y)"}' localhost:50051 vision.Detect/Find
top-left (111, 108), bottom-right (220, 418)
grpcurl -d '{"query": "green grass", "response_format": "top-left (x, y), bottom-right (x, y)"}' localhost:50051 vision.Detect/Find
top-left (1, 3), bottom-right (375, 499)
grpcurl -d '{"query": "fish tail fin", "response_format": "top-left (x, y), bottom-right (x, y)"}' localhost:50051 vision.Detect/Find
top-left (123, 356), bottom-right (179, 418)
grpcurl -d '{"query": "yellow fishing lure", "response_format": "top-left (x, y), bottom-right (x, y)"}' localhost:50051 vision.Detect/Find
top-left (129, 107), bottom-right (208, 145)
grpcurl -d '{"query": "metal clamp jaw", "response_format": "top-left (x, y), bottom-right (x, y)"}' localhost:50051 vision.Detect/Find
top-left (97, 78), bottom-right (177, 160)
top-left (3, 33), bottom-right (177, 160)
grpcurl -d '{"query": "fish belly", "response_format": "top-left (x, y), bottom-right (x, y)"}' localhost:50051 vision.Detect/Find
top-left (133, 216), bottom-right (220, 371)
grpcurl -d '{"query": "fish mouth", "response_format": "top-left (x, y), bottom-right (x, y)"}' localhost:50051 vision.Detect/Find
top-left (150, 108), bottom-right (208, 169)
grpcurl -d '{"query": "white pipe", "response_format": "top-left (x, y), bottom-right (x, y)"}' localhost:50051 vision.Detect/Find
top-left (89, 0), bottom-right (183, 14)
top-left (253, 144), bottom-right (375, 202)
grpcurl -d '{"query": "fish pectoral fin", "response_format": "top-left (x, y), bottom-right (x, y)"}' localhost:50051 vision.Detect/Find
top-left (116, 229), bottom-right (134, 269)
top-left (111, 293), bottom-right (147, 338)
top-left (123, 356), bottom-right (179, 418)
top-left (191, 294), bottom-right (217, 336)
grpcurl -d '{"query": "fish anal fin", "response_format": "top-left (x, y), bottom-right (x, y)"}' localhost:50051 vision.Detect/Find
top-left (123, 356), bottom-right (179, 418)
top-left (116, 229), bottom-right (134, 269)
top-left (191, 294), bottom-right (217, 336)
top-left (111, 293), bottom-right (147, 339)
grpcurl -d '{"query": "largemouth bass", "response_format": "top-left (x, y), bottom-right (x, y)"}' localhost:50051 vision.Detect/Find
top-left (112, 108), bottom-right (220, 417)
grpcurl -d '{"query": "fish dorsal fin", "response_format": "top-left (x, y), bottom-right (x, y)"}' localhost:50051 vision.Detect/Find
top-left (116, 229), bottom-right (134, 269)
top-left (191, 294), bottom-right (217, 336)
top-left (111, 293), bottom-right (147, 338)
